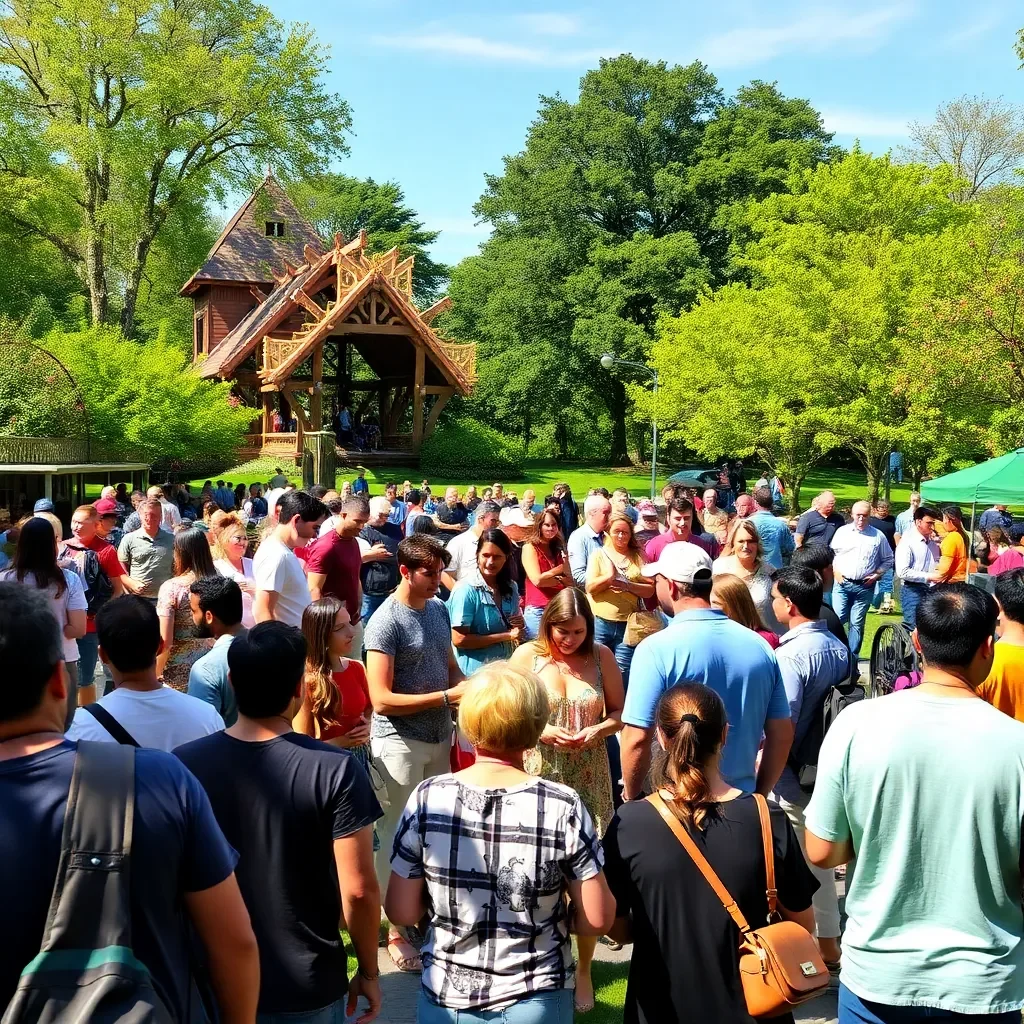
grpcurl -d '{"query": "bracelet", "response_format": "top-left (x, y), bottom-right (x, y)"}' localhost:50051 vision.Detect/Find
top-left (358, 966), bottom-right (380, 982)
top-left (441, 689), bottom-right (450, 709)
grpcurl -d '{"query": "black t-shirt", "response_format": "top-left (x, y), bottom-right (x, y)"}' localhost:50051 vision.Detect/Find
top-left (869, 514), bottom-right (897, 552)
top-left (435, 502), bottom-right (469, 527)
top-left (795, 509), bottom-right (845, 547)
top-left (0, 741), bottom-right (237, 1021)
top-left (359, 522), bottom-right (403, 596)
top-left (603, 794), bottom-right (817, 1024)
top-left (174, 732), bottom-right (382, 1014)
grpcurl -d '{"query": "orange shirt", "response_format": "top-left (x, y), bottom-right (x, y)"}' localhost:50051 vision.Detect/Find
top-left (979, 642), bottom-right (1024, 723)
top-left (936, 530), bottom-right (968, 583)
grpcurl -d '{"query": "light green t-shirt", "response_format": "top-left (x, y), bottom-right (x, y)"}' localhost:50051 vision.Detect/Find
top-left (806, 690), bottom-right (1024, 1013)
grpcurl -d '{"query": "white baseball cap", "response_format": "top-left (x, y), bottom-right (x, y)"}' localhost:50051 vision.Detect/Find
top-left (641, 541), bottom-right (713, 584)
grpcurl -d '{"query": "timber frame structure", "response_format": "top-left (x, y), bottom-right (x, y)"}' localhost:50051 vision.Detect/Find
top-left (186, 174), bottom-right (475, 464)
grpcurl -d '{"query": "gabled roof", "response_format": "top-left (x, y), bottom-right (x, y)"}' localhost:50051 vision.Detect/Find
top-left (180, 174), bottom-right (321, 295)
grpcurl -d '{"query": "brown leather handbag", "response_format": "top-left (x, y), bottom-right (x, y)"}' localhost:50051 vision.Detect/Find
top-left (647, 791), bottom-right (829, 1018)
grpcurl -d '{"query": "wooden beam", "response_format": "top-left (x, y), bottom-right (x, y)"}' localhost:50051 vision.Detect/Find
top-left (420, 296), bottom-right (452, 326)
top-left (281, 385), bottom-right (312, 433)
top-left (423, 385), bottom-right (453, 395)
top-left (304, 243), bottom-right (323, 265)
top-left (249, 285), bottom-right (268, 304)
top-left (311, 346), bottom-right (323, 430)
top-left (424, 387), bottom-right (455, 440)
top-left (295, 290), bottom-right (325, 321)
top-left (412, 346), bottom-right (426, 448)
top-left (335, 323), bottom-right (413, 336)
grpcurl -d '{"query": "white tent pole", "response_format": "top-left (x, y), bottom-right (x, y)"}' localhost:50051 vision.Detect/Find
top-left (967, 499), bottom-right (977, 583)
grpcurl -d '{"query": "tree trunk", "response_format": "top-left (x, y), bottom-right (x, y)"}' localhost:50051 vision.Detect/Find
top-left (86, 228), bottom-right (108, 326)
top-left (555, 418), bottom-right (569, 459)
top-left (604, 378), bottom-right (629, 464)
top-left (522, 406), bottom-right (532, 457)
top-left (786, 474), bottom-right (807, 515)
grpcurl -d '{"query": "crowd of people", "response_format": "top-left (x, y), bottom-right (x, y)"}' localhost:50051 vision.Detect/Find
top-left (3, 467), bottom-right (1024, 1024)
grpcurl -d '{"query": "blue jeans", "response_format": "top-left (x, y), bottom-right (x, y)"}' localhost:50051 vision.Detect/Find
top-left (76, 633), bottom-right (99, 689)
top-left (257, 995), bottom-right (348, 1024)
top-left (832, 580), bottom-right (875, 660)
top-left (593, 616), bottom-right (634, 687)
top-left (900, 581), bottom-right (928, 628)
top-left (838, 984), bottom-right (1020, 1023)
top-left (523, 604), bottom-right (544, 642)
top-left (417, 989), bottom-right (574, 1023)
top-left (361, 591), bottom-right (388, 628)
top-left (871, 568), bottom-right (895, 609)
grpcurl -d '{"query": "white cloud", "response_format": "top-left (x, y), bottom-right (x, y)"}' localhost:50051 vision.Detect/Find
top-left (517, 13), bottom-right (581, 36)
top-left (372, 31), bottom-right (610, 66)
top-left (698, 4), bottom-right (913, 68)
top-left (820, 108), bottom-right (913, 137)
top-left (938, 14), bottom-right (1000, 49)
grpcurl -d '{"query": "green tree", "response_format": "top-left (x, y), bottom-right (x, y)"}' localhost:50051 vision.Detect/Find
top-left (0, 0), bottom-right (349, 335)
top-left (287, 173), bottom-right (448, 307)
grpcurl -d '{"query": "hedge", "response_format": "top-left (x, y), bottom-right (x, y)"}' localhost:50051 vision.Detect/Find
top-left (420, 419), bottom-right (524, 480)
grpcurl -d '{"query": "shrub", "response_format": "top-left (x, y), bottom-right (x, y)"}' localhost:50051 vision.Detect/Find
top-left (420, 419), bottom-right (524, 480)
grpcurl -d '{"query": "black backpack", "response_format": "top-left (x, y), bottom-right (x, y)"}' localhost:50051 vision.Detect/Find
top-left (59, 541), bottom-right (114, 616)
top-left (791, 680), bottom-right (866, 790)
top-left (2, 742), bottom-right (174, 1024)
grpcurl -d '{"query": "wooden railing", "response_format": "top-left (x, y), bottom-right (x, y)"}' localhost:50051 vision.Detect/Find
top-left (262, 336), bottom-right (308, 375)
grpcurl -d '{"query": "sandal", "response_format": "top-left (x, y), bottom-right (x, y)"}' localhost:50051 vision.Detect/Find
top-left (386, 933), bottom-right (422, 973)
top-left (575, 973), bottom-right (595, 1014)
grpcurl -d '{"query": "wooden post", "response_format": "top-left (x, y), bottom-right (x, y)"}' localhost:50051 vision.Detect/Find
top-left (412, 344), bottom-right (425, 450)
top-left (311, 345), bottom-right (323, 430)
top-left (262, 392), bottom-right (272, 447)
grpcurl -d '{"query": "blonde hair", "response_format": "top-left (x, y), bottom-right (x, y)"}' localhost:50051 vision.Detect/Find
top-left (33, 511), bottom-right (63, 541)
top-left (458, 663), bottom-right (550, 753)
top-left (711, 573), bottom-right (767, 633)
top-left (210, 513), bottom-right (246, 560)
top-left (722, 518), bottom-right (761, 562)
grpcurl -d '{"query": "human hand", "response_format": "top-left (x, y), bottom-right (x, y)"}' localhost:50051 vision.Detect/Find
top-left (541, 725), bottom-right (582, 748)
top-left (446, 681), bottom-right (468, 705)
top-left (509, 613), bottom-right (525, 629)
top-left (572, 724), bottom-right (605, 748)
top-left (607, 577), bottom-right (631, 593)
top-left (346, 973), bottom-right (382, 1023)
top-left (509, 626), bottom-right (522, 644)
top-left (369, 543), bottom-right (390, 557)
top-left (340, 718), bottom-right (371, 747)
top-left (237, 577), bottom-right (256, 595)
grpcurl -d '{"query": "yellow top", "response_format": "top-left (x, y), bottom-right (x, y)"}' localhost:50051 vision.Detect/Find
top-left (979, 641), bottom-right (1024, 723)
top-left (586, 546), bottom-right (644, 622)
top-left (937, 530), bottom-right (968, 583)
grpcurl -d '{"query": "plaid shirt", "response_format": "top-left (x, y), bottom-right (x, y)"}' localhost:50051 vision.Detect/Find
top-left (391, 775), bottom-right (603, 1011)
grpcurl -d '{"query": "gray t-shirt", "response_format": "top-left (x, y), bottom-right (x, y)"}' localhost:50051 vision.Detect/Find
top-left (365, 595), bottom-right (454, 744)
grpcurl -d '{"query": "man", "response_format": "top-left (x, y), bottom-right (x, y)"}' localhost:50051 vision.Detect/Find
top-left (611, 487), bottom-right (638, 525)
top-left (118, 498), bottom-right (175, 601)
top-left (404, 488), bottom-right (427, 536)
top-left (0, 584), bottom-right (258, 1022)
top-left (364, 535), bottom-right (465, 944)
top-left (153, 483), bottom-right (182, 529)
top-left (385, 482), bottom-right (407, 529)
top-left (893, 491), bottom-right (921, 544)
top-left (121, 489), bottom-right (146, 534)
top-left (748, 486), bottom-right (794, 569)
top-left (358, 496), bottom-right (403, 627)
top-left (790, 544), bottom-right (851, 653)
top-left (435, 486), bottom-right (470, 533)
top-left (442, 499), bottom-right (501, 589)
top-left (64, 503), bottom-right (133, 705)
top-left (895, 505), bottom-right (941, 627)
top-left (729, 458), bottom-right (747, 496)
top-left (869, 499), bottom-right (897, 614)
top-left (644, 497), bottom-right (718, 564)
top-left (929, 505), bottom-right (969, 585)
top-left (500, 487), bottom-right (537, 529)
top-left (188, 575), bottom-right (245, 727)
top-left (269, 467), bottom-right (289, 489)
top-left (176, 623), bottom-right (382, 1023)
top-left (621, 543), bottom-right (793, 800)
top-left (305, 495), bottom-right (369, 617)
top-left (714, 469), bottom-right (736, 511)
top-left (634, 499), bottom-right (662, 547)
top-left (806, 585), bottom-right (1024, 1021)
top-left (980, 502), bottom-right (1013, 536)
top-left (68, 595), bottom-right (225, 749)
top-left (253, 490), bottom-right (324, 626)
top-left (214, 479), bottom-right (235, 512)
top-left (733, 492), bottom-right (756, 519)
top-left (794, 491), bottom-right (845, 549)
top-left (352, 466), bottom-right (369, 496)
top-left (569, 493), bottom-right (612, 585)
top-left (978, 568), bottom-right (1024, 722)
top-left (829, 500), bottom-right (894, 660)
top-left (769, 567), bottom-right (851, 965)
top-left (700, 487), bottom-right (730, 543)
top-left (93, 496), bottom-right (123, 549)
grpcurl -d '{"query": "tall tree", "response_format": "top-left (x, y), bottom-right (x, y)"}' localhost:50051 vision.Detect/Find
top-left (0, 0), bottom-right (349, 335)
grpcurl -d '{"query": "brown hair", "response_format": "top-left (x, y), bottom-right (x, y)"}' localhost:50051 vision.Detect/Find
top-left (524, 508), bottom-right (565, 557)
top-left (711, 573), bottom-right (768, 633)
top-left (722, 518), bottom-right (761, 561)
top-left (73, 504), bottom-right (98, 521)
top-left (397, 534), bottom-right (451, 571)
top-left (172, 527), bottom-right (217, 579)
top-left (653, 683), bottom-right (728, 830)
top-left (987, 524), bottom-right (1010, 549)
top-left (302, 596), bottom-right (345, 729)
top-left (536, 587), bottom-right (594, 657)
top-left (604, 511), bottom-right (643, 560)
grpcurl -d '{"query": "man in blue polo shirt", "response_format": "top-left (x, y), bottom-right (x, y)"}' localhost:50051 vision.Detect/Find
top-left (620, 542), bottom-right (794, 800)
top-left (750, 485), bottom-right (794, 569)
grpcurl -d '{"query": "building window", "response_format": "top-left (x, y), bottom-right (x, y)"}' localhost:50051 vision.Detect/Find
top-left (265, 220), bottom-right (285, 237)
top-left (195, 315), bottom-right (205, 356)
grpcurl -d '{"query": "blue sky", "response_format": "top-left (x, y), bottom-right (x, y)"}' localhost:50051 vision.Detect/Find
top-left (256, 0), bottom-right (1023, 267)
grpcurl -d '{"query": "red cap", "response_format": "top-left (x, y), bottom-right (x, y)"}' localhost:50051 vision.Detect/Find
top-left (94, 498), bottom-right (119, 516)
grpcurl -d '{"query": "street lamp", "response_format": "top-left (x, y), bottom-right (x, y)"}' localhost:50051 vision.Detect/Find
top-left (600, 352), bottom-right (659, 499)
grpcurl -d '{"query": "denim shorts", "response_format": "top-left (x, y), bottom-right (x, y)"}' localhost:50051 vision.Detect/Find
top-left (416, 988), bottom-right (574, 1023)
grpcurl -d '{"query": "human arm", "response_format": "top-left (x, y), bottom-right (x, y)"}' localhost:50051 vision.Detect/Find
top-left (565, 874), bottom-right (617, 936)
top-left (252, 588), bottom-right (278, 623)
top-left (306, 570), bottom-right (327, 602)
top-left (63, 572), bottom-right (87, 640)
top-left (585, 549), bottom-right (617, 596)
top-left (574, 644), bottom-right (624, 746)
top-left (449, 582), bottom-right (517, 649)
top-left (794, 512), bottom-right (810, 550)
top-left (521, 542), bottom-right (568, 587)
top-left (365, 650), bottom-right (465, 715)
top-left (620, 725), bottom-right (654, 801)
top-left (928, 534), bottom-right (961, 583)
top-left (64, 607), bottom-right (87, 640)
top-left (156, 612), bottom-right (175, 678)
top-left (568, 532), bottom-right (589, 586)
top-left (361, 543), bottom-right (392, 562)
top-left (755, 716), bottom-right (794, 796)
top-left (334, 828), bottom-right (383, 1023)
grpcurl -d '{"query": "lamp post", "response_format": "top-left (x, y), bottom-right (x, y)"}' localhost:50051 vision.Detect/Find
top-left (600, 352), bottom-right (659, 499)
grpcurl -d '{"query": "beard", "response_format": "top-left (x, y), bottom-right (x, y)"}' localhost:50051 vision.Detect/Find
top-left (193, 619), bottom-right (214, 639)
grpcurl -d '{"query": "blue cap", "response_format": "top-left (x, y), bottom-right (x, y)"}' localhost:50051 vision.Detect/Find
top-left (33, 498), bottom-right (55, 513)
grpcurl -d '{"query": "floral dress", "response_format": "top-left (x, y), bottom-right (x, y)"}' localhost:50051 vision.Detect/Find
top-left (524, 652), bottom-right (614, 837)
top-left (156, 575), bottom-right (215, 692)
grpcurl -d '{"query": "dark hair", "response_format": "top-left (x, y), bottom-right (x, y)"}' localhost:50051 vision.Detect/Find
top-left (752, 486), bottom-right (773, 510)
top-left (653, 683), bottom-right (728, 830)
top-left (668, 496), bottom-right (694, 516)
top-left (10, 517), bottom-right (65, 596)
top-left (173, 527), bottom-right (217, 579)
top-left (942, 504), bottom-right (963, 522)
top-left (915, 584), bottom-right (997, 670)
top-left (278, 490), bottom-right (327, 524)
top-left (525, 509), bottom-right (565, 557)
top-left (537, 588), bottom-right (594, 657)
top-left (397, 533), bottom-right (450, 571)
top-left (476, 528), bottom-right (516, 598)
top-left (790, 543), bottom-right (833, 573)
top-left (342, 495), bottom-right (370, 517)
top-left (407, 488), bottom-right (423, 507)
top-left (1011, 522), bottom-right (1024, 545)
top-left (773, 566), bottom-right (823, 619)
top-left (189, 575), bottom-right (243, 627)
top-left (0, 583), bottom-right (63, 720)
top-left (995, 568), bottom-right (1024, 625)
top-left (227, 622), bottom-right (307, 718)
top-left (914, 505), bottom-right (940, 522)
top-left (475, 499), bottom-right (502, 520)
top-left (677, 577), bottom-right (714, 602)
top-left (309, 484), bottom-right (329, 500)
top-left (325, 498), bottom-right (343, 515)
top-left (411, 514), bottom-right (437, 535)
top-left (96, 596), bottom-right (161, 672)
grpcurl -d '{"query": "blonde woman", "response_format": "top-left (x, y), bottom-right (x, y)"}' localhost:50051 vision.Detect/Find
top-left (712, 518), bottom-right (784, 635)
top-left (211, 513), bottom-right (255, 627)
top-left (585, 511), bottom-right (654, 684)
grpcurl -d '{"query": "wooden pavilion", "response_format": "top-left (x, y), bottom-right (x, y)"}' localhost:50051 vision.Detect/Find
top-left (183, 174), bottom-right (476, 465)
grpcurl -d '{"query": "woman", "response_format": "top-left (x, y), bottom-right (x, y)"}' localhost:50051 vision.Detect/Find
top-left (990, 522), bottom-right (1024, 576)
top-left (521, 509), bottom-right (570, 640)
top-left (711, 573), bottom-right (781, 649)
top-left (1, 517), bottom-right (87, 726)
top-left (210, 514), bottom-right (256, 627)
top-left (510, 590), bottom-right (624, 1013)
top-left (603, 683), bottom-right (818, 1024)
top-left (243, 484), bottom-right (268, 525)
top-left (713, 519), bottom-right (783, 635)
top-left (986, 524), bottom-right (1011, 566)
top-left (448, 528), bottom-right (524, 675)
top-left (585, 511), bottom-right (655, 683)
top-left (386, 663), bottom-right (615, 1023)
top-left (156, 528), bottom-right (218, 690)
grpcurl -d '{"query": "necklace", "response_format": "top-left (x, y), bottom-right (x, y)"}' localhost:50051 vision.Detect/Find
top-left (918, 678), bottom-right (979, 697)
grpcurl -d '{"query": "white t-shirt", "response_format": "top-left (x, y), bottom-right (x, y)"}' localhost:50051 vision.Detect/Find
top-left (1, 568), bottom-right (87, 662)
top-left (319, 515), bottom-right (340, 538)
top-left (159, 498), bottom-right (181, 531)
top-left (67, 685), bottom-right (224, 751)
top-left (214, 557), bottom-right (255, 628)
top-left (445, 528), bottom-right (481, 583)
top-left (252, 536), bottom-right (310, 627)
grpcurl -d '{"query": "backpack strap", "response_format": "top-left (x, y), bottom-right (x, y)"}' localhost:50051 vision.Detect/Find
top-left (84, 704), bottom-right (140, 747)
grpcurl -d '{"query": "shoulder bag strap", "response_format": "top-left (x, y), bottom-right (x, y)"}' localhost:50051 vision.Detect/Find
top-left (752, 793), bottom-right (778, 918)
top-left (646, 792), bottom-right (752, 936)
top-left (84, 703), bottom-right (141, 747)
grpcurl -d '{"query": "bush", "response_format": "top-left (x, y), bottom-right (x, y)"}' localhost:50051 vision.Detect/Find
top-left (420, 419), bottom-right (524, 480)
